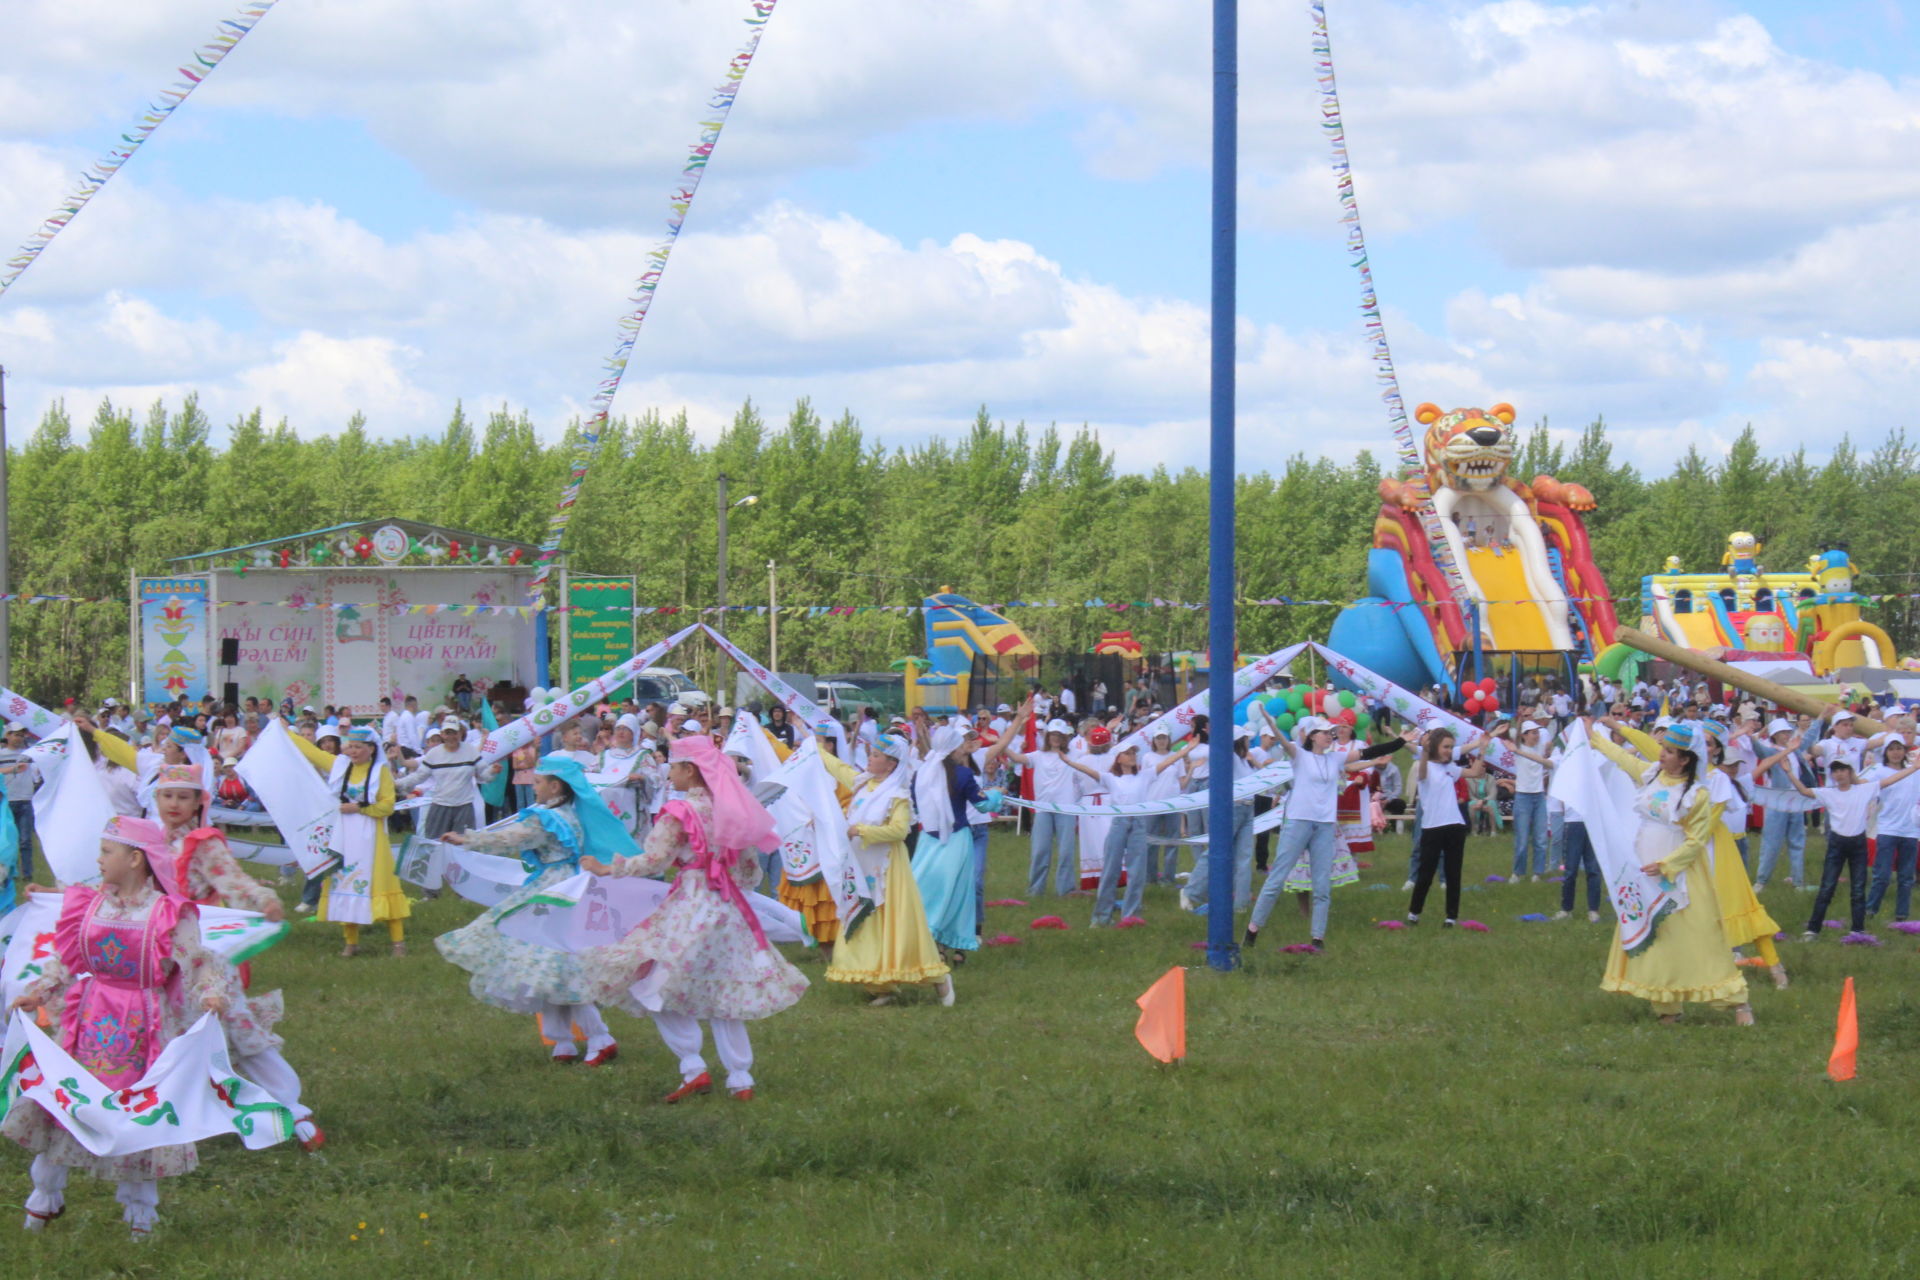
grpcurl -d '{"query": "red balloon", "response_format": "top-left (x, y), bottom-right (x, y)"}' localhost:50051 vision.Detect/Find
top-left (1478, 677), bottom-right (1497, 694)
top-left (1483, 692), bottom-right (1500, 711)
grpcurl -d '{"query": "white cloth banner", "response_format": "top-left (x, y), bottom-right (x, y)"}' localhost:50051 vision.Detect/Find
top-left (700, 625), bottom-right (832, 728)
top-left (27, 724), bottom-right (114, 887)
top-left (1548, 738), bottom-right (1687, 955)
top-left (478, 624), bottom-right (703, 767)
top-left (1312, 643), bottom-right (1518, 774)
top-left (1117, 643), bottom-right (1309, 757)
top-left (225, 837), bottom-right (297, 868)
top-left (1164, 802), bottom-right (1289, 847)
top-left (233, 718), bottom-right (342, 879)
top-left (0, 688), bottom-right (66, 738)
top-left (1004, 759), bottom-right (1293, 817)
top-left (765, 739), bottom-right (869, 929)
top-left (496, 871), bottom-right (808, 951)
top-left (395, 834), bottom-right (449, 891)
top-left (442, 847), bottom-right (531, 909)
top-left (1, 1011), bottom-right (294, 1156)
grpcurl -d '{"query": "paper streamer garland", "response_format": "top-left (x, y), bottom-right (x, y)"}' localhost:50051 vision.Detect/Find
top-left (0, 1), bottom-right (282, 302)
top-left (525, 0), bottom-right (782, 602)
top-left (1310, 0), bottom-right (1468, 608)
top-left (476, 624), bottom-right (703, 767)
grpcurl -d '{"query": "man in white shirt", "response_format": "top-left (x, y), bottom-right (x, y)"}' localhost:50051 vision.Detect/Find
top-left (0, 722), bottom-right (39, 878)
top-left (1813, 710), bottom-right (1869, 777)
top-left (1057, 683), bottom-right (1078, 715)
top-left (988, 704), bottom-right (1011, 737)
top-left (394, 716), bottom-right (497, 843)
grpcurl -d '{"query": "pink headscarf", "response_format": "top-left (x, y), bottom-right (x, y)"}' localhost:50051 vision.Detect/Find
top-left (668, 734), bottom-right (778, 855)
top-left (103, 814), bottom-right (183, 897)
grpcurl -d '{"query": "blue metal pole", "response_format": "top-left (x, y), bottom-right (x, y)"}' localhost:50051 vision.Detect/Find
top-left (1206, 0), bottom-right (1239, 973)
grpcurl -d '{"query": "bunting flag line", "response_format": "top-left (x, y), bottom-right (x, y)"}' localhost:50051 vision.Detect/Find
top-left (0, 2), bottom-right (281, 302)
top-left (699, 623), bottom-right (831, 727)
top-left (524, 0), bottom-right (782, 602)
top-left (1310, 0), bottom-right (1469, 609)
top-left (1118, 642), bottom-right (1309, 757)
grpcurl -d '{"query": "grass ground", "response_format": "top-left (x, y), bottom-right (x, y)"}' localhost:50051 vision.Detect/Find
top-left (8, 827), bottom-right (1920, 1279)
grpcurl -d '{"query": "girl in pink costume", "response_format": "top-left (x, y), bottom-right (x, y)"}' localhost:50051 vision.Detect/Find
top-left (578, 735), bottom-right (808, 1102)
top-left (6, 816), bottom-right (228, 1238)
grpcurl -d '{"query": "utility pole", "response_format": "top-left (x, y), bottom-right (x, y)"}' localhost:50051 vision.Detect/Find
top-left (716, 471), bottom-right (731, 613)
top-left (768, 559), bottom-right (778, 673)
top-left (1204, 0), bottom-right (1239, 973)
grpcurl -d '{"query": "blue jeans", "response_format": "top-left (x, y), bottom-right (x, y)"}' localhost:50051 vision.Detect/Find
top-left (10, 800), bottom-right (33, 881)
top-left (1183, 776), bottom-right (1209, 836)
top-left (1186, 804), bottom-right (1254, 912)
top-left (1149, 815), bottom-right (1182, 884)
top-left (1867, 834), bottom-right (1918, 920)
top-left (1092, 817), bottom-right (1150, 924)
top-left (1027, 809), bottom-right (1079, 896)
top-left (1510, 791), bottom-right (1549, 876)
top-left (1250, 818), bottom-right (1335, 939)
top-left (1559, 821), bottom-right (1601, 913)
top-left (971, 824), bottom-right (990, 929)
top-left (1757, 808), bottom-right (1806, 886)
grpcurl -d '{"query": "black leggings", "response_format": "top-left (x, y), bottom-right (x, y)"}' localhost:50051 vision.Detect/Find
top-left (1411, 824), bottom-right (1467, 920)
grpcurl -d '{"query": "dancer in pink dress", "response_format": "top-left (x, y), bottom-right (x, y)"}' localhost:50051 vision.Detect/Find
top-left (6, 817), bottom-right (229, 1238)
top-left (577, 735), bottom-right (808, 1102)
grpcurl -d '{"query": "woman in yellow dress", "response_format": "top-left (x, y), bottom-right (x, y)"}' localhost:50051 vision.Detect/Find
top-left (291, 725), bottom-right (410, 957)
top-left (1589, 721), bottom-right (1753, 1025)
top-left (821, 733), bottom-right (952, 1007)
top-left (1600, 716), bottom-right (1786, 990)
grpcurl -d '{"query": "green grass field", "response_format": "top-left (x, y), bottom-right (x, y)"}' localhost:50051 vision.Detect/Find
top-left (10, 828), bottom-right (1920, 1278)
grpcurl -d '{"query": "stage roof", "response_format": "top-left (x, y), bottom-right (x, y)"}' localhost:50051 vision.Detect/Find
top-left (171, 519), bottom-right (545, 568)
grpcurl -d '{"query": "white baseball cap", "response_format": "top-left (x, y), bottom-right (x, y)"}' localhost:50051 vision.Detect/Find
top-left (441, 716), bottom-right (464, 731)
top-left (1832, 710), bottom-right (1856, 723)
top-left (1045, 718), bottom-right (1073, 736)
top-left (996, 703), bottom-right (1012, 713)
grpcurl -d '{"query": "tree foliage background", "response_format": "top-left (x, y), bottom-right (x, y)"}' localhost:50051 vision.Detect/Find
top-left (9, 394), bottom-right (1918, 702)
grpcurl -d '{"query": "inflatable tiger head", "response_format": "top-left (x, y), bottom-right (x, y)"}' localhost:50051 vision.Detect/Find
top-left (1414, 402), bottom-right (1516, 492)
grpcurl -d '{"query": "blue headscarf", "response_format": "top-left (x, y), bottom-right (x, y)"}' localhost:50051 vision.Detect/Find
top-left (533, 754), bottom-right (641, 869)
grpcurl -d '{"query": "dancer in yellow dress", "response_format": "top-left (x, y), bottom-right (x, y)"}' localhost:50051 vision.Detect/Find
top-left (1589, 722), bottom-right (1752, 1025)
top-left (1601, 716), bottom-right (1786, 989)
top-left (821, 734), bottom-right (952, 1007)
top-left (291, 725), bottom-right (410, 957)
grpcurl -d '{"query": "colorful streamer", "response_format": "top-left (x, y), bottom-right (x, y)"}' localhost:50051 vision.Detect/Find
top-left (1310, 0), bottom-right (1469, 607)
top-left (0, 2), bottom-right (281, 302)
top-left (524, 0), bottom-right (782, 602)
top-left (1310, 642), bottom-right (1517, 773)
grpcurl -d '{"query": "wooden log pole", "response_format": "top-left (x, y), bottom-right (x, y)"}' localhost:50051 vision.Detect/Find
top-left (1614, 628), bottom-right (1887, 735)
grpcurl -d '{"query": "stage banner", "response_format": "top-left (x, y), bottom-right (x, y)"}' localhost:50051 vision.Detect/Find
top-left (137, 577), bottom-right (211, 707)
top-left (216, 570), bottom-right (539, 712)
top-left (567, 576), bottom-right (637, 699)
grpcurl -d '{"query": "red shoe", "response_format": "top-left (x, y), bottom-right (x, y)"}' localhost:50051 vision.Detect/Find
top-left (298, 1121), bottom-right (327, 1153)
top-left (584, 1042), bottom-right (619, 1068)
top-left (662, 1072), bottom-right (712, 1104)
top-left (730, 1087), bottom-right (754, 1102)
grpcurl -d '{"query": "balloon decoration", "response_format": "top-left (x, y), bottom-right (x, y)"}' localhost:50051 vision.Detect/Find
top-left (277, 547), bottom-right (291, 569)
top-left (311, 542), bottom-right (330, 564)
top-left (355, 536), bottom-right (375, 561)
top-left (506, 548), bottom-right (524, 566)
top-left (1461, 676), bottom-right (1500, 716)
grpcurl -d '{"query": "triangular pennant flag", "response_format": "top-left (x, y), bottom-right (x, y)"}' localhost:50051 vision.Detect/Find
top-left (1134, 966), bottom-right (1186, 1064)
top-left (1828, 975), bottom-right (1858, 1082)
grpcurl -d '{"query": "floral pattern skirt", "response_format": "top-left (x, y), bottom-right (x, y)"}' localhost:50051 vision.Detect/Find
top-left (435, 866), bottom-right (604, 1012)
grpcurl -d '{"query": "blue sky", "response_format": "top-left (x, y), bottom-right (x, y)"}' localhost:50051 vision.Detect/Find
top-left (0, 0), bottom-right (1916, 474)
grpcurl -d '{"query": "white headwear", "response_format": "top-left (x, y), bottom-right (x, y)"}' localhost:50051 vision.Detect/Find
top-left (1045, 718), bottom-right (1073, 737)
top-left (848, 734), bottom-right (914, 834)
top-left (913, 725), bottom-right (968, 841)
top-left (1767, 718), bottom-right (1795, 739)
top-left (1294, 715), bottom-right (1330, 745)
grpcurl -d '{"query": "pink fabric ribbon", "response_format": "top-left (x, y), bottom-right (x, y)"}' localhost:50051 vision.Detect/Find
top-left (660, 799), bottom-right (768, 950)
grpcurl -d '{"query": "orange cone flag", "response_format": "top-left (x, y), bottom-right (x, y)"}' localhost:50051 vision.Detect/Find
top-left (1134, 966), bottom-right (1186, 1064)
top-left (1828, 976), bottom-right (1859, 1082)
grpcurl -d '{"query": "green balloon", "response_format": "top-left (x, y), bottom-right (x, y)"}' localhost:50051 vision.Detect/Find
top-left (1286, 688), bottom-right (1307, 710)
top-left (1337, 690), bottom-right (1357, 708)
top-left (1275, 712), bottom-right (1296, 732)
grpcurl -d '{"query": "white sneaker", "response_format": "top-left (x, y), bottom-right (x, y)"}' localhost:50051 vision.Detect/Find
top-left (1443, 919), bottom-right (1457, 928)
top-left (1588, 911), bottom-right (1601, 924)
top-left (1531, 874), bottom-right (1542, 883)
top-left (1551, 910), bottom-right (1571, 921)
top-left (936, 975), bottom-right (956, 1007)
top-left (1406, 912), bottom-right (1419, 925)
top-left (1401, 880), bottom-right (1415, 892)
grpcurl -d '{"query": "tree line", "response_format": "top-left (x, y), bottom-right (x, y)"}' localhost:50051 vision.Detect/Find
top-left (7, 394), bottom-right (1916, 702)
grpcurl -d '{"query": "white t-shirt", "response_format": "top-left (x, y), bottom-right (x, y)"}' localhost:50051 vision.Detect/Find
top-left (1817, 735), bottom-right (1869, 774)
top-left (1186, 743), bottom-right (1210, 785)
top-left (1511, 750), bottom-right (1547, 794)
top-left (1417, 760), bottom-right (1466, 829)
top-left (1281, 745), bottom-right (1343, 824)
top-left (1142, 750), bottom-right (1184, 801)
top-left (1813, 784), bottom-right (1876, 838)
top-left (1024, 752), bottom-right (1080, 805)
top-left (1058, 689), bottom-right (1077, 714)
top-left (1867, 765), bottom-right (1920, 839)
top-left (1105, 769), bottom-right (1153, 806)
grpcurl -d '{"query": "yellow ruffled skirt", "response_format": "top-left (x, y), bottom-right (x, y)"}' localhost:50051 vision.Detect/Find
top-left (1601, 856), bottom-right (1746, 1011)
top-left (826, 849), bottom-right (948, 993)
top-left (778, 873), bottom-right (840, 944)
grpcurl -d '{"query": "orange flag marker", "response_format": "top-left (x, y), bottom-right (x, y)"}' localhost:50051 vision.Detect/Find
top-left (1134, 966), bottom-right (1186, 1064)
top-left (1828, 976), bottom-right (1858, 1082)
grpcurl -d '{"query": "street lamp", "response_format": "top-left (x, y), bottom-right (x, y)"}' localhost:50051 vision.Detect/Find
top-left (716, 472), bottom-right (759, 612)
